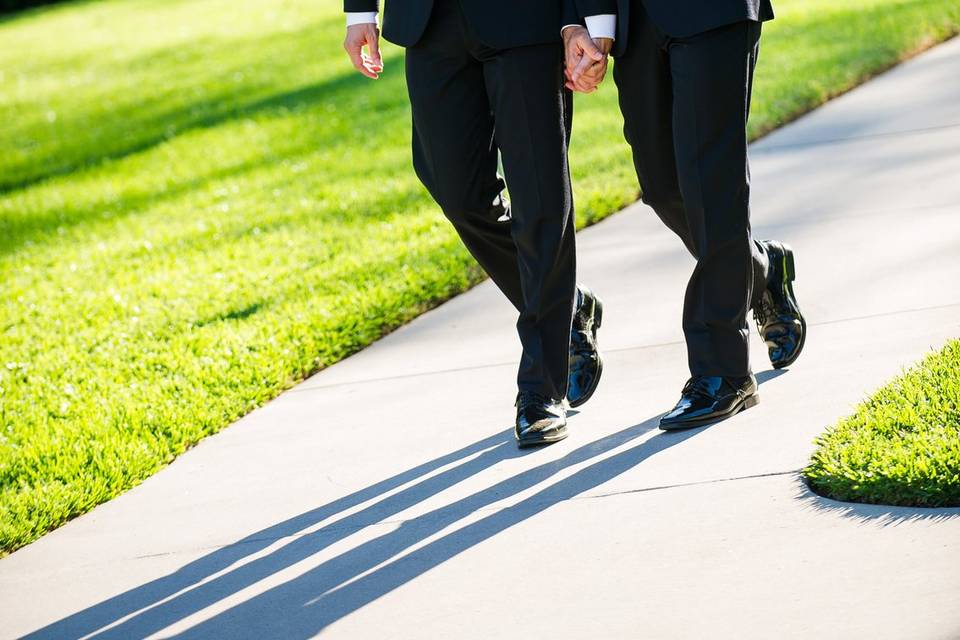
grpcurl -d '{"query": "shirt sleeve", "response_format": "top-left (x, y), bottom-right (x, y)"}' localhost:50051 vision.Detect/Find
top-left (346, 12), bottom-right (379, 26)
top-left (562, 14), bottom-right (616, 40)
top-left (584, 14), bottom-right (616, 39)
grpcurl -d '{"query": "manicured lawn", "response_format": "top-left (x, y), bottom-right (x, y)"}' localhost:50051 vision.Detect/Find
top-left (1, 0), bottom-right (958, 555)
top-left (804, 340), bottom-right (960, 507)
top-left (805, 340), bottom-right (960, 507)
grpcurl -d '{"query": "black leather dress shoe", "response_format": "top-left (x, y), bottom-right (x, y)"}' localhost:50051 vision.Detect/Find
top-left (567, 285), bottom-right (604, 408)
top-left (659, 375), bottom-right (759, 430)
top-left (754, 240), bottom-right (806, 369)
top-left (515, 391), bottom-right (568, 448)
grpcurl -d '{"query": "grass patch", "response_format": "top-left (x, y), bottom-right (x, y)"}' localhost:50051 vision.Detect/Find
top-left (1, 0), bottom-right (958, 555)
top-left (805, 340), bottom-right (960, 507)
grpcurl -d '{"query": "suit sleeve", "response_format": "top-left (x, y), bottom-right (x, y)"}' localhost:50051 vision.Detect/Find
top-left (561, 0), bottom-right (582, 28)
top-left (344, 0), bottom-right (378, 11)
top-left (572, 0), bottom-right (616, 18)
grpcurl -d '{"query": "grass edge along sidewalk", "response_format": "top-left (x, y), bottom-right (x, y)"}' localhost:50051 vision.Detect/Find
top-left (805, 339), bottom-right (960, 508)
top-left (1, 1), bottom-right (959, 556)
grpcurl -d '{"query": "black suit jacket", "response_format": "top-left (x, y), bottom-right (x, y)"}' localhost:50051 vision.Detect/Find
top-left (344, 0), bottom-right (608, 49)
top-left (571, 0), bottom-right (774, 56)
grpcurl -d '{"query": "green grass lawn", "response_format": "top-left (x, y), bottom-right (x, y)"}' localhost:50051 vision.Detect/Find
top-left (805, 340), bottom-right (960, 507)
top-left (1, 0), bottom-right (958, 555)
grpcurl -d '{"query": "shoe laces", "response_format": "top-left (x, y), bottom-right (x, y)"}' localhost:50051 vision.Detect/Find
top-left (516, 390), bottom-right (555, 410)
top-left (681, 377), bottom-right (719, 398)
top-left (754, 291), bottom-right (776, 328)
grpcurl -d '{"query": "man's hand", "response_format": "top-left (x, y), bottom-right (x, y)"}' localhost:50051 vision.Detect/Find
top-left (576, 37), bottom-right (613, 92)
top-left (562, 26), bottom-right (613, 93)
top-left (343, 23), bottom-right (383, 79)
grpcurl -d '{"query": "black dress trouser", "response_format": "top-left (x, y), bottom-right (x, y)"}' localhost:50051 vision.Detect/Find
top-left (613, 5), bottom-right (770, 378)
top-left (405, 0), bottom-right (577, 399)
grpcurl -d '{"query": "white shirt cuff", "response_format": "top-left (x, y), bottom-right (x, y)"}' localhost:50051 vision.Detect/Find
top-left (346, 12), bottom-right (378, 27)
top-left (584, 14), bottom-right (616, 40)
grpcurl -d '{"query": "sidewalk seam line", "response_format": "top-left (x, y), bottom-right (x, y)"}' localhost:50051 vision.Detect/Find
top-left (125, 470), bottom-right (804, 561)
top-left (575, 469), bottom-right (803, 502)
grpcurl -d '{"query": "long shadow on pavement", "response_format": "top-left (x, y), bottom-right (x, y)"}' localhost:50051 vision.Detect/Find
top-left (21, 428), bottom-right (510, 639)
top-left (167, 416), bottom-right (699, 639)
top-left (25, 410), bottom-right (709, 639)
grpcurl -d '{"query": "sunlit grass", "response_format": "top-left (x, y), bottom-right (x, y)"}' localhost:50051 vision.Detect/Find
top-left (806, 340), bottom-right (960, 507)
top-left (1, 0), bottom-right (958, 554)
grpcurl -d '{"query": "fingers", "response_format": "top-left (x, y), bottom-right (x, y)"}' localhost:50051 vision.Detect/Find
top-left (563, 27), bottom-right (602, 77)
top-left (564, 42), bottom-right (583, 76)
top-left (344, 40), bottom-right (368, 77)
top-left (577, 71), bottom-right (602, 93)
top-left (564, 42), bottom-right (606, 92)
top-left (366, 28), bottom-right (381, 66)
top-left (565, 68), bottom-right (593, 93)
top-left (580, 36), bottom-right (604, 62)
top-left (343, 24), bottom-right (382, 79)
top-left (362, 52), bottom-right (383, 74)
top-left (564, 69), bottom-right (584, 92)
top-left (594, 37), bottom-right (615, 56)
top-left (565, 59), bottom-right (608, 93)
top-left (565, 32), bottom-right (609, 93)
top-left (345, 43), bottom-right (377, 79)
top-left (570, 50), bottom-right (596, 86)
top-left (581, 56), bottom-right (608, 82)
top-left (581, 66), bottom-right (606, 92)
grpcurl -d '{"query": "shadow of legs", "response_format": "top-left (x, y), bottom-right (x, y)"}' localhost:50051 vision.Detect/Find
top-left (23, 430), bottom-right (513, 640)
top-left (166, 418), bottom-right (699, 639)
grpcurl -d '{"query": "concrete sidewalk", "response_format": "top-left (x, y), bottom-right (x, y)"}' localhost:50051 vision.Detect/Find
top-left (3, 38), bottom-right (960, 640)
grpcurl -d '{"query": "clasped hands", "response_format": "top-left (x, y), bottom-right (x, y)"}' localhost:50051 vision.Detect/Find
top-left (344, 23), bottom-right (611, 91)
top-left (562, 26), bottom-right (613, 93)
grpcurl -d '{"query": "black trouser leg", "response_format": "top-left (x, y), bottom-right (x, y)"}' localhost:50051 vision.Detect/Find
top-left (613, 8), bottom-right (769, 378)
top-left (405, 12), bottom-right (524, 310)
top-left (480, 43), bottom-right (577, 401)
top-left (405, 2), bottom-right (576, 399)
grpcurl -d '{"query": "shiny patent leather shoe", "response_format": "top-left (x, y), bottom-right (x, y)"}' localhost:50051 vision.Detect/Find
top-left (567, 285), bottom-right (604, 408)
top-left (659, 375), bottom-right (759, 430)
top-left (754, 240), bottom-right (806, 369)
top-left (515, 391), bottom-right (568, 448)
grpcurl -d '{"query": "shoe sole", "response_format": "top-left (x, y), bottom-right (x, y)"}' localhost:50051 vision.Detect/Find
top-left (771, 243), bottom-right (807, 370)
top-left (516, 424), bottom-right (569, 448)
top-left (658, 393), bottom-right (760, 431)
top-left (568, 294), bottom-right (604, 409)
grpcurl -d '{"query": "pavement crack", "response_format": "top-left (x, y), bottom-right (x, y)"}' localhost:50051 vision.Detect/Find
top-left (572, 469), bottom-right (804, 502)
top-left (809, 302), bottom-right (960, 328)
top-left (126, 470), bottom-right (806, 562)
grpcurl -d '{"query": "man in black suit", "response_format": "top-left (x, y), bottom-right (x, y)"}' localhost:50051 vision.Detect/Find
top-left (342, 0), bottom-right (611, 446)
top-left (563, 0), bottom-right (807, 429)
